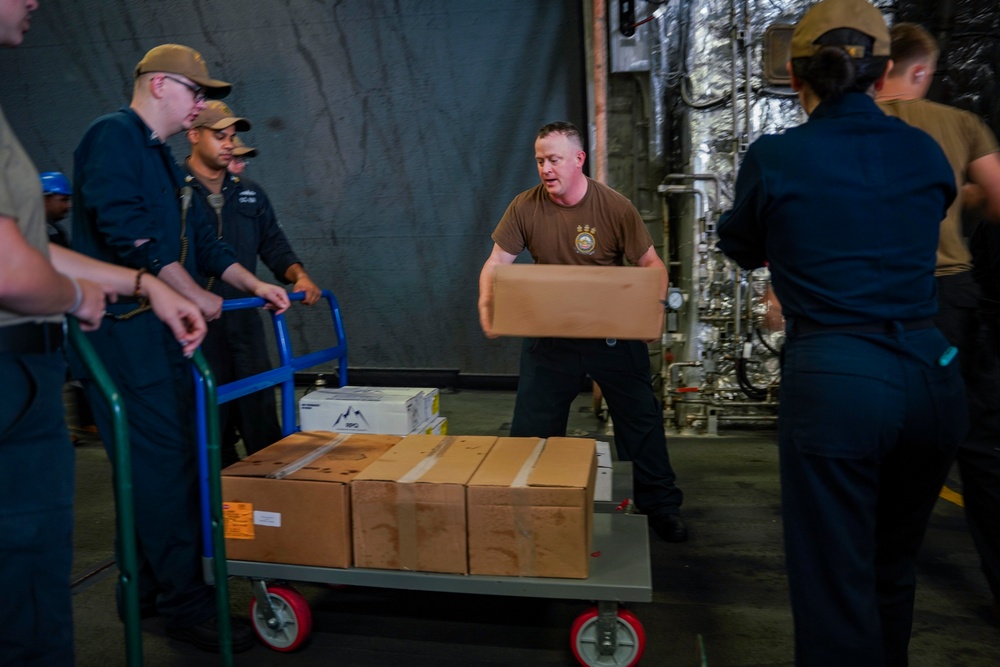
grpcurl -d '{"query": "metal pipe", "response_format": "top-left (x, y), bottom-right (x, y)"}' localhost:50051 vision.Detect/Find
top-left (729, 0), bottom-right (740, 175)
top-left (742, 0), bottom-right (753, 145)
top-left (649, 5), bottom-right (669, 165)
top-left (665, 173), bottom-right (722, 213)
top-left (592, 0), bottom-right (609, 184)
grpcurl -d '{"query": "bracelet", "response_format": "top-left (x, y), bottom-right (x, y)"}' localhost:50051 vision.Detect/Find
top-left (135, 267), bottom-right (149, 306)
top-left (66, 276), bottom-right (83, 315)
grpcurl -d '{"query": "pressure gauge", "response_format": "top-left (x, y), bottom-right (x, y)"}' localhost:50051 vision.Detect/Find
top-left (666, 288), bottom-right (685, 311)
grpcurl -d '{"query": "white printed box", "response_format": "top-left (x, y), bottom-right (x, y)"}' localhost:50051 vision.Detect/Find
top-left (298, 387), bottom-right (421, 435)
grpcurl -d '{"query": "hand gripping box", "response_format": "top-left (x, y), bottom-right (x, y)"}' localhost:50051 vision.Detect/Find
top-left (221, 431), bottom-right (401, 568)
top-left (490, 264), bottom-right (664, 340)
top-left (467, 437), bottom-right (597, 579)
top-left (351, 434), bottom-right (497, 574)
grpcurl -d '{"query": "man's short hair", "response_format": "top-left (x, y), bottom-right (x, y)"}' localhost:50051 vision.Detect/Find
top-left (538, 121), bottom-right (584, 149)
top-left (889, 23), bottom-right (939, 72)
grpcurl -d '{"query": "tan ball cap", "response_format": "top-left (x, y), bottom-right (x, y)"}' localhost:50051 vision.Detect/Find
top-left (791, 0), bottom-right (890, 59)
top-left (192, 100), bottom-right (251, 132)
top-left (135, 44), bottom-right (231, 98)
top-left (232, 136), bottom-right (258, 158)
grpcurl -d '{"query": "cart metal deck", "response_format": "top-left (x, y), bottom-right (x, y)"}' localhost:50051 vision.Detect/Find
top-left (196, 293), bottom-right (655, 666)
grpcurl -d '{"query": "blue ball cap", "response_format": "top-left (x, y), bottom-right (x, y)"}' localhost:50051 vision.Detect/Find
top-left (40, 171), bottom-right (72, 196)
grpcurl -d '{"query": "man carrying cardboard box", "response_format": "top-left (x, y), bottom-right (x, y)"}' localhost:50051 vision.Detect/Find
top-left (477, 121), bottom-right (686, 542)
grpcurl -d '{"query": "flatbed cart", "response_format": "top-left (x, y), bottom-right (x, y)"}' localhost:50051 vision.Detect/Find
top-left (194, 292), bottom-right (654, 667)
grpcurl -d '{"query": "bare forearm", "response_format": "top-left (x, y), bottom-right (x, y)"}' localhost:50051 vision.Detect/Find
top-left (156, 262), bottom-right (211, 302)
top-left (49, 245), bottom-right (135, 297)
top-left (221, 262), bottom-right (264, 293)
top-left (636, 246), bottom-right (668, 300)
top-left (284, 263), bottom-right (307, 283)
top-left (0, 218), bottom-right (77, 314)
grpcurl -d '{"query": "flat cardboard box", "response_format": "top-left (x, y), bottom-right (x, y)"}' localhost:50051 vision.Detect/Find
top-left (221, 431), bottom-right (401, 568)
top-left (299, 387), bottom-right (421, 435)
top-left (467, 437), bottom-right (597, 579)
top-left (352, 434), bottom-right (497, 574)
top-left (491, 264), bottom-right (664, 340)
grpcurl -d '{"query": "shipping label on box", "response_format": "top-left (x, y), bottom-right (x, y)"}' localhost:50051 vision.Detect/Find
top-left (299, 387), bottom-right (421, 435)
top-left (221, 431), bottom-right (401, 568)
top-left (352, 434), bottom-right (497, 574)
top-left (595, 441), bottom-right (613, 502)
top-left (491, 264), bottom-right (664, 340)
top-left (467, 437), bottom-right (597, 579)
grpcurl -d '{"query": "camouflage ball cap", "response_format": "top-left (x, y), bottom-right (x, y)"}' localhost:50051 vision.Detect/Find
top-left (135, 44), bottom-right (231, 98)
top-left (791, 0), bottom-right (890, 59)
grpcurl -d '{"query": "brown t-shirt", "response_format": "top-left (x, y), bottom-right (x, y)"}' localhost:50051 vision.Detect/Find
top-left (492, 177), bottom-right (653, 266)
top-left (878, 98), bottom-right (1000, 276)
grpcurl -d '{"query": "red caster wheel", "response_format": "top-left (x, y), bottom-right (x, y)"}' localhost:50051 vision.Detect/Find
top-left (570, 605), bottom-right (646, 666)
top-left (250, 584), bottom-right (313, 652)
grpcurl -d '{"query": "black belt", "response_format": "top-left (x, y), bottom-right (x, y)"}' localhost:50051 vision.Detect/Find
top-left (789, 318), bottom-right (935, 336)
top-left (0, 321), bottom-right (64, 354)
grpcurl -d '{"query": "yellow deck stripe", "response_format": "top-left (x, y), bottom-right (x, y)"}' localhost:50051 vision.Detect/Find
top-left (939, 485), bottom-right (964, 508)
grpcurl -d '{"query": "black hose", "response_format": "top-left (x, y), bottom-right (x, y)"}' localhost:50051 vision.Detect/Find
top-left (755, 327), bottom-right (781, 355)
top-left (735, 358), bottom-right (768, 400)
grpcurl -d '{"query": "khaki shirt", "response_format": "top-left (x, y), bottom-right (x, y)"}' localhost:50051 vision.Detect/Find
top-left (0, 103), bottom-right (60, 327)
top-left (879, 98), bottom-right (1000, 276)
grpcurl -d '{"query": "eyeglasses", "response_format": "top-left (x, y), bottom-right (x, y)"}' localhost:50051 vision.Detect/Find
top-left (162, 75), bottom-right (207, 103)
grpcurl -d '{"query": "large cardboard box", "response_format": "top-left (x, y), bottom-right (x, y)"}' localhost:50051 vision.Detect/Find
top-left (490, 264), bottom-right (664, 340)
top-left (467, 437), bottom-right (597, 579)
top-left (299, 387), bottom-right (421, 435)
top-left (352, 434), bottom-right (497, 574)
top-left (221, 431), bottom-right (401, 568)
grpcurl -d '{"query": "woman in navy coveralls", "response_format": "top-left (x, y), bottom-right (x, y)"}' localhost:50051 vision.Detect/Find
top-left (717, 1), bottom-right (967, 664)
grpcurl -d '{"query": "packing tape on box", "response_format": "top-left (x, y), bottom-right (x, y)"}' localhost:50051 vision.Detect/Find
top-left (265, 434), bottom-right (350, 479)
top-left (397, 436), bottom-right (456, 570)
top-left (513, 438), bottom-right (547, 577)
top-left (397, 436), bottom-right (455, 483)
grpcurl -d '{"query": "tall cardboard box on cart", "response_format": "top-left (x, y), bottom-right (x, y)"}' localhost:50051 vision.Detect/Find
top-left (467, 437), bottom-right (597, 579)
top-left (221, 431), bottom-right (401, 568)
top-left (351, 434), bottom-right (498, 574)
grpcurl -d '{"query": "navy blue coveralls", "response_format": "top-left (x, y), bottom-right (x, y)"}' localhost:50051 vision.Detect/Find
top-left (70, 108), bottom-right (237, 629)
top-left (718, 92), bottom-right (967, 667)
top-left (184, 168), bottom-right (301, 463)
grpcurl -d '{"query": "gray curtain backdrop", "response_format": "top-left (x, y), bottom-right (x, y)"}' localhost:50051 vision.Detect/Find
top-left (1, 0), bottom-right (585, 376)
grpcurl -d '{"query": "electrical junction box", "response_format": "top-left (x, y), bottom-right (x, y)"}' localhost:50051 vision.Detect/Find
top-left (763, 24), bottom-right (795, 86)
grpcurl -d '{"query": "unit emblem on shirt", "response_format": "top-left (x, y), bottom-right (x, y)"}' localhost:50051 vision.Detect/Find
top-left (575, 225), bottom-right (597, 255)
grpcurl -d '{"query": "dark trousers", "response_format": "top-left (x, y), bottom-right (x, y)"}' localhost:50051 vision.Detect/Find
top-left (934, 272), bottom-right (1000, 603)
top-left (71, 313), bottom-right (215, 629)
top-left (510, 337), bottom-right (682, 515)
top-left (779, 327), bottom-right (966, 667)
top-left (201, 308), bottom-right (282, 467)
top-left (0, 350), bottom-right (74, 666)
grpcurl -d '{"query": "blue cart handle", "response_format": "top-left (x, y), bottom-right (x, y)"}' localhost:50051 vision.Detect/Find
top-left (195, 288), bottom-right (348, 562)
